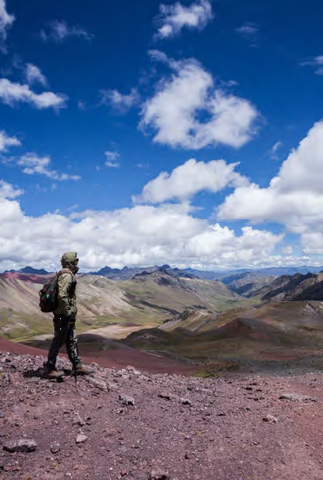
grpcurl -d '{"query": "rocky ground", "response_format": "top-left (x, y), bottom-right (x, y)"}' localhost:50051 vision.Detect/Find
top-left (1, 350), bottom-right (323, 480)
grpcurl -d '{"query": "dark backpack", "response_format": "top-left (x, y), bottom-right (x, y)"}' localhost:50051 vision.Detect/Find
top-left (39, 270), bottom-right (71, 313)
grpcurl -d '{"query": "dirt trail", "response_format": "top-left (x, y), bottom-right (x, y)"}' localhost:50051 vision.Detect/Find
top-left (0, 336), bottom-right (194, 375)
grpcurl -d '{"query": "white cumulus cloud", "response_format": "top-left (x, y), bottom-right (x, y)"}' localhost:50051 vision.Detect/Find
top-left (0, 130), bottom-right (20, 152)
top-left (105, 151), bottom-right (120, 168)
top-left (100, 88), bottom-right (139, 112)
top-left (236, 23), bottom-right (259, 38)
top-left (17, 153), bottom-right (81, 181)
top-left (0, 180), bottom-right (23, 199)
top-left (302, 232), bottom-right (323, 255)
top-left (185, 225), bottom-right (283, 266)
top-left (301, 56), bottom-right (323, 75)
top-left (140, 55), bottom-right (259, 149)
top-left (271, 141), bottom-right (282, 160)
top-left (105, 151), bottom-right (120, 161)
top-left (0, 78), bottom-right (66, 109)
top-left (135, 158), bottom-right (249, 204)
top-left (25, 64), bottom-right (48, 87)
top-left (41, 20), bottom-right (91, 42)
top-left (156, 0), bottom-right (213, 39)
top-left (0, 182), bottom-right (286, 272)
top-left (282, 245), bottom-right (293, 255)
top-left (218, 121), bottom-right (323, 254)
top-left (0, 0), bottom-right (14, 41)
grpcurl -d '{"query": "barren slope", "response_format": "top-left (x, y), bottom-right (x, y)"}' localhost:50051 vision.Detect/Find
top-left (124, 301), bottom-right (323, 372)
top-left (1, 350), bottom-right (323, 480)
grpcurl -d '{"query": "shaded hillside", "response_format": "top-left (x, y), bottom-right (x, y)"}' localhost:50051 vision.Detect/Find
top-left (221, 271), bottom-right (273, 287)
top-left (220, 271), bottom-right (275, 297)
top-left (254, 273), bottom-right (323, 302)
top-left (119, 271), bottom-right (251, 316)
top-left (124, 300), bottom-right (323, 370)
top-left (218, 270), bottom-right (323, 298)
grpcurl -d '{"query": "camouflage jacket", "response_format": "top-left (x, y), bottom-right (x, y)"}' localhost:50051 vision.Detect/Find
top-left (53, 269), bottom-right (77, 317)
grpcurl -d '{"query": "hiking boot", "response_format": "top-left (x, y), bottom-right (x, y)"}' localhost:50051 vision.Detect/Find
top-left (72, 365), bottom-right (94, 376)
top-left (43, 367), bottom-right (64, 380)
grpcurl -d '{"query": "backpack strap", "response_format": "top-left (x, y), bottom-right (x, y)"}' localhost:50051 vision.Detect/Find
top-left (57, 269), bottom-right (75, 280)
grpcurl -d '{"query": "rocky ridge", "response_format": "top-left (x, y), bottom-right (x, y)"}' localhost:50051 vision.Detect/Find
top-left (253, 272), bottom-right (323, 302)
top-left (1, 351), bottom-right (323, 479)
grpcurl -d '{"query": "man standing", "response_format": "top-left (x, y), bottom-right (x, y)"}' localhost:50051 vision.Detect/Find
top-left (44, 252), bottom-right (92, 379)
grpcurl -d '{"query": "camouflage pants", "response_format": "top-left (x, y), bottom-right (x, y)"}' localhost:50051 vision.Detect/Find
top-left (46, 316), bottom-right (82, 369)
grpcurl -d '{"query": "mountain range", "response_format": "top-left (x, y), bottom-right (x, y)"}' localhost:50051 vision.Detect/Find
top-left (3, 263), bottom-right (323, 281)
top-left (2, 267), bottom-right (323, 373)
top-left (88, 264), bottom-right (323, 281)
top-left (4, 266), bottom-right (51, 275)
top-left (0, 269), bottom-right (251, 343)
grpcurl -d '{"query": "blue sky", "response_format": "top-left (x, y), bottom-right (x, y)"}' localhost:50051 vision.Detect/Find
top-left (0, 0), bottom-right (323, 272)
